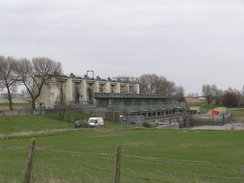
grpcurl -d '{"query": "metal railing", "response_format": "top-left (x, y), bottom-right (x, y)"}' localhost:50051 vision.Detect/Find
top-left (107, 102), bottom-right (186, 112)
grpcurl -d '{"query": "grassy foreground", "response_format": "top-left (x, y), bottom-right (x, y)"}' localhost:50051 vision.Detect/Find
top-left (1, 114), bottom-right (244, 182)
top-left (0, 129), bottom-right (244, 182)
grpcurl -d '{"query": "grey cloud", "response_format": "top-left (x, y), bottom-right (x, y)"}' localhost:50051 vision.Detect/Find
top-left (0, 0), bottom-right (244, 94)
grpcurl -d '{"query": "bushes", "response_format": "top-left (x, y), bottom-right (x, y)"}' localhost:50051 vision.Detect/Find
top-left (222, 92), bottom-right (240, 107)
top-left (142, 122), bottom-right (151, 128)
top-left (74, 120), bottom-right (90, 128)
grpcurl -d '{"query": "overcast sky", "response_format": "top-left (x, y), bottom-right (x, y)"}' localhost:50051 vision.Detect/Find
top-left (1, 0), bottom-right (244, 94)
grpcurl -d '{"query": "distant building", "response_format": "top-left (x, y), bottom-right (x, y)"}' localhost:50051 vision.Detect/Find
top-left (36, 75), bottom-right (140, 108)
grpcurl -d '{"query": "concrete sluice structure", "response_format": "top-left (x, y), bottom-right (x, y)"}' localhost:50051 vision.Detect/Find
top-left (36, 75), bottom-right (140, 109)
top-left (94, 93), bottom-right (190, 127)
top-left (35, 74), bottom-right (190, 127)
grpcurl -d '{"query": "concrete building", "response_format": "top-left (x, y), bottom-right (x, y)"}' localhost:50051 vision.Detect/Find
top-left (36, 75), bottom-right (140, 108)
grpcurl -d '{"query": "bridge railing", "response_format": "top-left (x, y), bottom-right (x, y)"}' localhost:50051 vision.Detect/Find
top-left (107, 102), bottom-right (186, 112)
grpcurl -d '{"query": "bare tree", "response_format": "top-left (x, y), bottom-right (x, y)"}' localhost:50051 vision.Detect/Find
top-left (17, 57), bottom-right (62, 109)
top-left (138, 74), bottom-right (158, 94)
top-left (215, 89), bottom-right (223, 105)
top-left (222, 88), bottom-right (241, 107)
top-left (202, 84), bottom-right (218, 105)
top-left (138, 74), bottom-right (176, 97)
top-left (0, 56), bottom-right (19, 110)
top-left (173, 86), bottom-right (185, 102)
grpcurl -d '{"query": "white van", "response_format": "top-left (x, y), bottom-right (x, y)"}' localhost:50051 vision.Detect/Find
top-left (88, 117), bottom-right (104, 127)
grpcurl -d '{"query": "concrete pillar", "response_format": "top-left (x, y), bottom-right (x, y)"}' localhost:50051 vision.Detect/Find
top-left (105, 82), bottom-right (111, 93)
top-left (38, 80), bottom-right (52, 108)
top-left (126, 83), bottom-right (130, 93)
top-left (135, 83), bottom-right (140, 94)
top-left (184, 116), bottom-right (191, 127)
top-left (179, 117), bottom-right (184, 128)
top-left (115, 83), bottom-right (121, 93)
top-left (146, 112), bottom-right (149, 118)
top-left (80, 80), bottom-right (87, 102)
top-left (65, 78), bottom-right (74, 104)
top-left (49, 82), bottom-right (60, 107)
top-left (93, 81), bottom-right (99, 93)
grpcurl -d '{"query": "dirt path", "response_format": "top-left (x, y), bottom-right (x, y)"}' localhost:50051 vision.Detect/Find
top-left (0, 128), bottom-right (76, 139)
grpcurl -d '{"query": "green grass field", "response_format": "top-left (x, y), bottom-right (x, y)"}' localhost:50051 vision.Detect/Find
top-left (1, 114), bottom-right (244, 183)
top-left (231, 108), bottom-right (244, 118)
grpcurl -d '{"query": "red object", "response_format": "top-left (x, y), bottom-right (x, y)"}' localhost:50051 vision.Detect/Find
top-left (211, 110), bottom-right (220, 115)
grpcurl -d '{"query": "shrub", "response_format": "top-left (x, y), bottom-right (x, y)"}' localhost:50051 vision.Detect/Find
top-left (142, 122), bottom-right (151, 128)
top-left (75, 120), bottom-right (90, 128)
top-left (80, 120), bottom-right (90, 128)
top-left (222, 92), bottom-right (240, 107)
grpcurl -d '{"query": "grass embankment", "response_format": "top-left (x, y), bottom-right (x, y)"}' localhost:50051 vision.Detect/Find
top-left (0, 115), bottom-right (72, 135)
top-left (0, 113), bottom-right (120, 139)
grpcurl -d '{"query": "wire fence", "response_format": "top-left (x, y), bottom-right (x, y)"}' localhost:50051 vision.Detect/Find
top-left (1, 141), bottom-right (244, 183)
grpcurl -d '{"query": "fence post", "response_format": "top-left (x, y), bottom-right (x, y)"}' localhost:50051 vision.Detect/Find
top-left (113, 145), bottom-right (121, 183)
top-left (23, 138), bottom-right (36, 183)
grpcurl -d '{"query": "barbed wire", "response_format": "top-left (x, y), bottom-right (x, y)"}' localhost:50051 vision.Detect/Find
top-left (39, 149), bottom-right (244, 172)
top-left (121, 153), bottom-right (244, 172)
top-left (2, 147), bottom-right (244, 182)
top-left (35, 155), bottom-right (113, 173)
top-left (1, 147), bottom-right (244, 173)
top-left (36, 152), bottom-right (244, 181)
top-left (121, 167), bottom-right (244, 181)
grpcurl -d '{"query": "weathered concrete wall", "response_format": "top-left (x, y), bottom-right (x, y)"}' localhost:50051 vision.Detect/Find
top-left (191, 114), bottom-right (230, 125)
top-left (36, 77), bottom-right (140, 108)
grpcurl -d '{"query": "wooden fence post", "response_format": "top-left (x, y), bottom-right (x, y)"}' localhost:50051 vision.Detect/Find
top-left (113, 145), bottom-right (121, 183)
top-left (23, 138), bottom-right (36, 183)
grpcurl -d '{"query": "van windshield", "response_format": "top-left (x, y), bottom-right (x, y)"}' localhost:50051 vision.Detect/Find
top-left (89, 119), bottom-right (98, 123)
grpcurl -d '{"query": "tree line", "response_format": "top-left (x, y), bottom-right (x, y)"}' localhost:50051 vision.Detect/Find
top-left (138, 74), bottom-right (185, 102)
top-left (201, 84), bottom-right (243, 107)
top-left (0, 56), bottom-right (62, 110)
top-left (4, 55), bottom-right (241, 110)
top-left (0, 56), bottom-right (185, 110)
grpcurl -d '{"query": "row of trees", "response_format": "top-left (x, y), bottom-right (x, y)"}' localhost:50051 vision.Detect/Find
top-left (0, 56), bottom-right (62, 110)
top-left (201, 84), bottom-right (243, 107)
top-left (1, 56), bottom-right (242, 110)
top-left (138, 74), bottom-right (185, 102)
